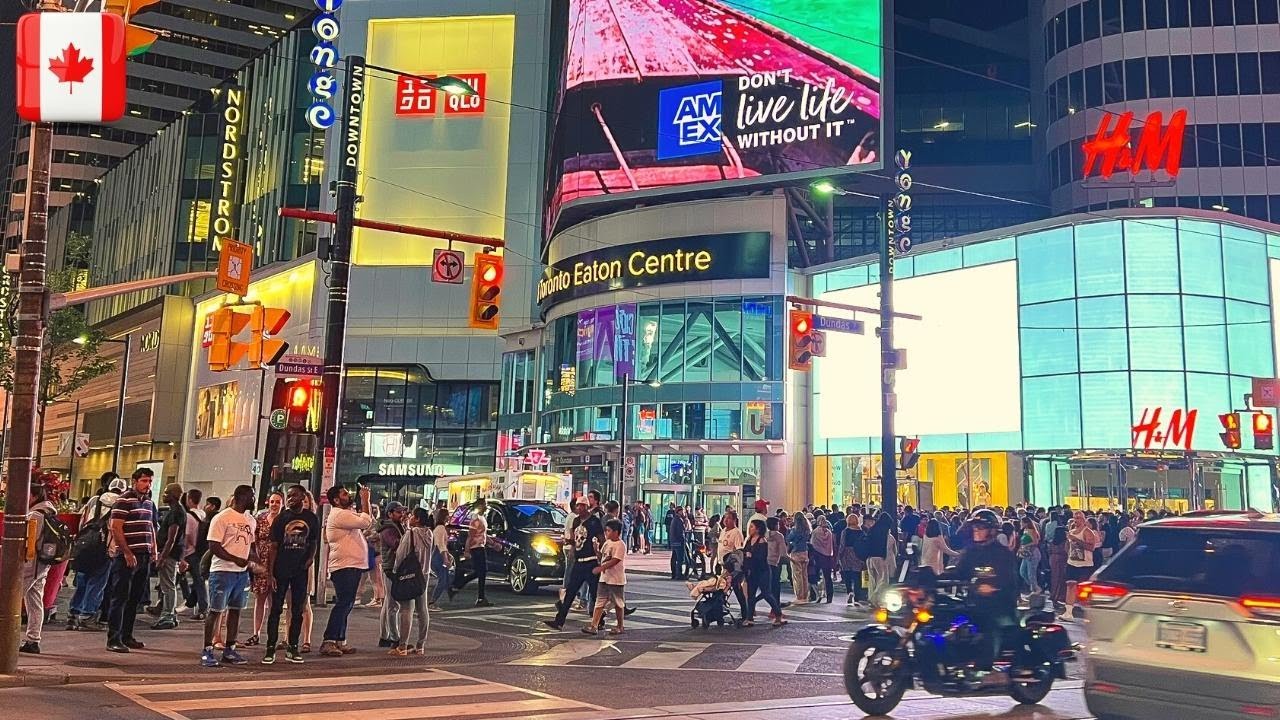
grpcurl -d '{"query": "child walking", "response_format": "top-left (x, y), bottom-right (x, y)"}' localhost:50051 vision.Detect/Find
top-left (584, 519), bottom-right (626, 636)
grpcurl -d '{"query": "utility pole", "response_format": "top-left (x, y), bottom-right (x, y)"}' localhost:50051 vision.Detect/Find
top-left (619, 374), bottom-right (630, 503)
top-left (314, 55), bottom-right (364, 500)
top-left (0, 0), bottom-right (60, 674)
top-left (880, 149), bottom-right (914, 519)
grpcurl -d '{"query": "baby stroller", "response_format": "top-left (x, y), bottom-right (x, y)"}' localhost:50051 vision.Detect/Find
top-left (687, 553), bottom-right (740, 628)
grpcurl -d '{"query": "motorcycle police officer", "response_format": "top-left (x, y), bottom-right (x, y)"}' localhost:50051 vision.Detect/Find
top-left (943, 509), bottom-right (1021, 678)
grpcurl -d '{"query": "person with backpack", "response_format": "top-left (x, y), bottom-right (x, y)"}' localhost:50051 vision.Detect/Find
top-left (67, 474), bottom-right (125, 631)
top-left (20, 478), bottom-right (59, 654)
top-left (376, 502), bottom-right (408, 648)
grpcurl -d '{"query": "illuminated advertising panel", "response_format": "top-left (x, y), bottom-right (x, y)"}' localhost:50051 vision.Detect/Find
top-left (546, 0), bottom-right (884, 232)
top-left (355, 16), bottom-right (515, 265)
top-left (194, 380), bottom-right (241, 440)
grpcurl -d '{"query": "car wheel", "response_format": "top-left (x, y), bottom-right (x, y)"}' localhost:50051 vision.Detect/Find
top-left (508, 556), bottom-right (535, 595)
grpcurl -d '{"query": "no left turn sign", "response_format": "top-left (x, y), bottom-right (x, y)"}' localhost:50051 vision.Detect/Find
top-left (432, 248), bottom-right (464, 284)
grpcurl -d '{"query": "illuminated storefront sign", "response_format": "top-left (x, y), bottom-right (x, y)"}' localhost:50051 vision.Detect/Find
top-left (1082, 109), bottom-right (1187, 180)
top-left (546, 0), bottom-right (884, 232)
top-left (538, 231), bottom-right (770, 310)
top-left (1132, 406), bottom-right (1197, 451)
top-left (395, 72), bottom-right (486, 116)
top-left (306, 0), bottom-right (342, 129)
top-left (211, 86), bottom-right (246, 251)
top-left (377, 463), bottom-right (444, 476)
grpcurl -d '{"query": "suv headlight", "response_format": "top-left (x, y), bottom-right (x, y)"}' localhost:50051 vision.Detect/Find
top-left (882, 589), bottom-right (904, 612)
top-left (531, 535), bottom-right (558, 556)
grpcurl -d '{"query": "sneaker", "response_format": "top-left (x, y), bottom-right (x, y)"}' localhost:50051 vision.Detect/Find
top-left (319, 641), bottom-right (344, 657)
top-left (18, 641), bottom-right (39, 654)
top-left (475, 599), bottom-right (492, 608)
top-left (200, 646), bottom-right (219, 667)
top-left (66, 617), bottom-right (81, 631)
top-left (261, 649), bottom-right (276, 665)
top-left (427, 603), bottom-right (442, 612)
top-left (151, 618), bottom-right (178, 631)
top-left (221, 647), bottom-right (248, 665)
top-left (338, 644), bottom-right (357, 654)
top-left (285, 647), bottom-right (304, 664)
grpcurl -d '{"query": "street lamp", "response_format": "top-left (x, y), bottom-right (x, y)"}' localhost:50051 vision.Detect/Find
top-left (618, 374), bottom-right (661, 503)
top-left (430, 75), bottom-right (477, 96)
top-left (810, 179), bottom-right (880, 200)
top-left (79, 332), bottom-right (132, 475)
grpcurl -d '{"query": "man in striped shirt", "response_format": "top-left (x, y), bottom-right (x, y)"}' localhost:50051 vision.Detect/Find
top-left (106, 467), bottom-right (156, 653)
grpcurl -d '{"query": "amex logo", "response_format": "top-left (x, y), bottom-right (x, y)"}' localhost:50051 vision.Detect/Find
top-left (657, 81), bottom-right (723, 160)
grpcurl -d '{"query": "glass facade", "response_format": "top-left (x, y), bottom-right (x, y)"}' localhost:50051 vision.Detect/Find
top-left (536, 297), bottom-right (786, 444)
top-left (337, 365), bottom-right (499, 491)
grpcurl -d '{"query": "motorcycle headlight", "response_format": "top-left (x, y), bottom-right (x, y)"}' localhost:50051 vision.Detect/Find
top-left (531, 535), bottom-right (558, 556)
top-left (882, 589), bottom-right (904, 613)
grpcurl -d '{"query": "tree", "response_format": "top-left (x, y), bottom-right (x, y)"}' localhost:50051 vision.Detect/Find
top-left (0, 232), bottom-right (116, 461)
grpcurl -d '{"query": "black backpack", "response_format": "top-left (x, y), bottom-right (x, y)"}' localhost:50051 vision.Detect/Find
top-left (389, 532), bottom-right (426, 602)
top-left (70, 500), bottom-right (109, 572)
top-left (37, 508), bottom-right (74, 565)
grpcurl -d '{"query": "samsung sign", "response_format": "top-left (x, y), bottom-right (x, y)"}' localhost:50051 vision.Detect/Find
top-left (538, 232), bottom-right (770, 311)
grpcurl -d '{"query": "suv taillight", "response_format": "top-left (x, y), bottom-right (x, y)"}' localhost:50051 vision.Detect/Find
top-left (1240, 596), bottom-right (1280, 621)
top-left (1077, 581), bottom-right (1129, 607)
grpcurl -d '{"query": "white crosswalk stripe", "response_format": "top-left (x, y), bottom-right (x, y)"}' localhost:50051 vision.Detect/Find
top-left (106, 668), bottom-right (603, 720)
top-left (508, 640), bottom-right (844, 675)
top-left (445, 602), bottom-right (853, 630)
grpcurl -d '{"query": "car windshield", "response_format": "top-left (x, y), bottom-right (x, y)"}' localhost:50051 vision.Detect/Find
top-left (508, 503), bottom-right (567, 530)
top-left (1097, 527), bottom-right (1280, 597)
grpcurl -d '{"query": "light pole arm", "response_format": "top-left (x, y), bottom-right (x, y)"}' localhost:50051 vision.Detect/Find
top-left (50, 271), bottom-right (217, 310)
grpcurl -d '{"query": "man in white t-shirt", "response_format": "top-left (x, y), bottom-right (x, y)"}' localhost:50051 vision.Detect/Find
top-left (586, 518), bottom-right (626, 635)
top-left (201, 484), bottom-right (257, 668)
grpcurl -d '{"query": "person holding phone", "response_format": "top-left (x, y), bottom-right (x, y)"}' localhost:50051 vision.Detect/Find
top-left (321, 483), bottom-right (375, 656)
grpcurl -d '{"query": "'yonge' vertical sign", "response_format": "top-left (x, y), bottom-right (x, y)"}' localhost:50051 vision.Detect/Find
top-left (211, 86), bottom-right (246, 252)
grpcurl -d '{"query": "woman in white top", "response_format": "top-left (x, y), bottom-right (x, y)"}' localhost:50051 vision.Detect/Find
top-left (716, 511), bottom-right (745, 566)
top-left (920, 519), bottom-right (959, 575)
top-left (427, 508), bottom-right (452, 610)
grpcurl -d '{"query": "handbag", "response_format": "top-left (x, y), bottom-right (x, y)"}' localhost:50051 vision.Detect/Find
top-left (389, 533), bottom-right (427, 602)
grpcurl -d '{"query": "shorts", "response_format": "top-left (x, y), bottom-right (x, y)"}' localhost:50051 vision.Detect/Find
top-left (1066, 564), bottom-right (1095, 583)
top-left (594, 582), bottom-right (625, 611)
top-left (208, 570), bottom-right (251, 613)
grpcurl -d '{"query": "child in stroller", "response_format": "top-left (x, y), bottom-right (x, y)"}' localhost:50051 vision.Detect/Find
top-left (686, 553), bottom-right (741, 628)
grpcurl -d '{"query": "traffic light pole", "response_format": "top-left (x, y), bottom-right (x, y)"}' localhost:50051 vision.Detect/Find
top-left (314, 56), bottom-right (365, 501)
top-left (879, 197), bottom-right (897, 519)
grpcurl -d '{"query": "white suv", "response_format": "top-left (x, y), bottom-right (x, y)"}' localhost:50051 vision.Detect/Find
top-left (1079, 512), bottom-right (1280, 720)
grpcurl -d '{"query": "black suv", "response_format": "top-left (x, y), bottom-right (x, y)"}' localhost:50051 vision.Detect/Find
top-left (447, 499), bottom-right (567, 594)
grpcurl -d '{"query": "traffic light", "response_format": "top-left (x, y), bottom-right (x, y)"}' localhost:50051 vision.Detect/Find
top-left (247, 306), bottom-right (290, 368)
top-left (104, 0), bottom-right (162, 55)
top-left (207, 307), bottom-right (249, 372)
top-left (468, 252), bottom-right (504, 330)
top-left (900, 437), bottom-right (921, 470)
top-left (788, 309), bottom-right (816, 371)
top-left (286, 381), bottom-right (311, 432)
top-left (1254, 412), bottom-right (1274, 450)
top-left (1220, 412), bottom-right (1242, 450)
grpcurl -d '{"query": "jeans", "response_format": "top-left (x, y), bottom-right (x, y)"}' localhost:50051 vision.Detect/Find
top-left (268, 572), bottom-right (308, 650)
top-left (155, 557), bottom-right (179, 621)
top-left (554, 562), bottom-right (599, 625)
top-left (184, 552), bottom-right (208, 612)
top-left (397, 591), bottom-right (429, 649)
top-left (324, 567), bottom-right (361, 643)
top-left (429, 552), bottom-right (451, 605)
top-left (745, 568), bottom-right (782, 621)
top-left (769, 564), bottom-right (782, 602)
top-left (107, 554), bottom-right (151, 646)
top-left (69, 563), bottom-right (111, 619)
top-left (670, 540), bottom-right (687, 579)
top-left (1020, 550), bottom-right (1042, 595)
top-left (22, 562), bottom-right (50, 643)
top-left (379, 571), bottom-right (401, 642)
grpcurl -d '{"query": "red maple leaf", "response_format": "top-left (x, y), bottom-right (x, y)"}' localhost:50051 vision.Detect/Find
top-left (48, 44), bottom-right (94, 93)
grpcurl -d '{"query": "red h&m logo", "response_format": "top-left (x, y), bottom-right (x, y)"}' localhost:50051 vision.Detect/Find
top-left (1081, 109), bottom-right (1188, 180)
top-left (1131, 406), bottom-right (1198, 451)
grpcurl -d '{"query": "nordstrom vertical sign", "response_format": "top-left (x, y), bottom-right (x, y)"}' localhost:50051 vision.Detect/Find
top-left (211, 86), bottom-right (246, 252)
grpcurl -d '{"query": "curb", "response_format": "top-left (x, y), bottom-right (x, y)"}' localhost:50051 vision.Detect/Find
top-left (0, 670), bottom-right (121, 689)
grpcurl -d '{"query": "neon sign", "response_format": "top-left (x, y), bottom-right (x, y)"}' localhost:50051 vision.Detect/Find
top-left (306, 0), bottom-right (342, 129)
top-left (1082, 109), bottom-right (1187, 180)
top-left (394, 73), bottom-right (486, 117)
top-left (1132, 406), bottom-right (1198, 451)
top-left (211, 86), bottom-right (246, 252)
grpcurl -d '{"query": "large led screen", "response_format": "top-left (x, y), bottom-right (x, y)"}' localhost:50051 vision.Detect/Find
top-left (814, 262), bottom-right (1022, 441)
top-left (546, 0), bottom-right (883, 232)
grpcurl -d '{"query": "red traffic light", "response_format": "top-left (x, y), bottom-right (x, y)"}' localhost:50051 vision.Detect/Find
top-left (794, 315), bottom-right (809, 334)
top-left (1254, 412), bottom-right (1273, 434)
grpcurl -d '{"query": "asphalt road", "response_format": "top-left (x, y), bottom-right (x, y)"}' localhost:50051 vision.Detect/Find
top-left (3, 573), bottom-right (1095, 720)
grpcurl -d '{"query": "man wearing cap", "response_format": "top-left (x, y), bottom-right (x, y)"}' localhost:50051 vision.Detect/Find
top-left (67, 473), bottom-right (126, 631)
top-left (543, 497), bottom-right (604, 630)
top-left (749, 499), bottom-right (770, 527)
top-left (377, 502), bottom-right (408, 648)
top-left (151, 482), bottom-right (187, 630)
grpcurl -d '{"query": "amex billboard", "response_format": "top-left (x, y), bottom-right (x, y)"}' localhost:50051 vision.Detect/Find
top-left (546, 0), bottom-right (883, 232)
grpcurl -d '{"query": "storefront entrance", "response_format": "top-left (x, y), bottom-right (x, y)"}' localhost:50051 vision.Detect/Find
top-left (640, 483), bottom-right (744, 545)
top-left (1027, 454), bottom-right (1277, 513)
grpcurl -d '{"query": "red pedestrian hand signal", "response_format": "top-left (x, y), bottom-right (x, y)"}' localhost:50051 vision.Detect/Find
top-left (1082, 109), bottom-right (1187, 180)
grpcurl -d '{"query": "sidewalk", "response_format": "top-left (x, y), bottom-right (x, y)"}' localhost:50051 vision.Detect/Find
top-left (626, 549), bottom-right (676, 576)
top-left (1, 595), bottom-right (486, 689)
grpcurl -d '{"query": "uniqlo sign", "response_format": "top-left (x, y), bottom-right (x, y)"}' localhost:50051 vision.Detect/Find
top-left (17, 12), bottom-right (126, 123)
top-left (394, 72), bottom-right (485, 117)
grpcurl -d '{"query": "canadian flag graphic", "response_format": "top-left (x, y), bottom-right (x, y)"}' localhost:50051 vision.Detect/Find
top-left (16, 12), bottom-right (126, 123)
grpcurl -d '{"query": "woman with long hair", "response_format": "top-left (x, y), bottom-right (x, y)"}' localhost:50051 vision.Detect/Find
top-left (1018, 516), bottom-right (1043, 596)
top-left (741, 519), bottom-right (785, 627)
top-left (245, 491), bottom-right (282, 647)
top-left (809, 516), bottom-right (836, 604)
top-left (786, 512), bottom-right (813, 603)
top-left (427, 507), bottom-right (453, 610)
top-left (920, 518), bottom-right (959, 575)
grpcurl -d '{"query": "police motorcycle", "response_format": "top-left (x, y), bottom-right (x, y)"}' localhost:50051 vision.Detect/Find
top-left (843, 544), bottom-right (1076, 715)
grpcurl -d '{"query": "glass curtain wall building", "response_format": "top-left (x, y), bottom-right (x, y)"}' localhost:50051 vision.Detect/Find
top-left (810, 208), bottom-right (1280, 513)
